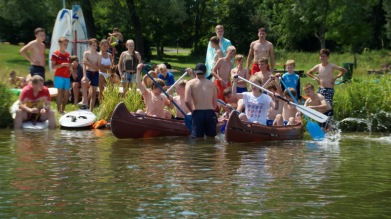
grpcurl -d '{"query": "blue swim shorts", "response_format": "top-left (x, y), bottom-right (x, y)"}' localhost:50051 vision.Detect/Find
top-left (54, 76), bottom-right (71, 90)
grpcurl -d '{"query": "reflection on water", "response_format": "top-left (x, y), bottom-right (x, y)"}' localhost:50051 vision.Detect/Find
top-left (0, 130), bottom-right (390, 218)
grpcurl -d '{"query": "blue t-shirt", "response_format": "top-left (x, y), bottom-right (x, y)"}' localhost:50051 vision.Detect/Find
top-left (158, 72), bottom-right (175, 86)
top-left (281, 73), bottom-right (301, 99)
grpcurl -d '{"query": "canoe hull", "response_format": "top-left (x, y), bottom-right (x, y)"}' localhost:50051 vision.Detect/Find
top-left (111, 102), bottom-right (190, 139)
top-left (225, 112), bottom-right (304, 143)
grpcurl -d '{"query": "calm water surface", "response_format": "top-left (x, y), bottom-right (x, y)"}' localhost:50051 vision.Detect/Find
top-left (0, 129), bottom-right (390, 218)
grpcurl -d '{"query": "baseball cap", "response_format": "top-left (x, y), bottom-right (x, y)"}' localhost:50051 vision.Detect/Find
top-left (194, 63), bottom-right (206, 74)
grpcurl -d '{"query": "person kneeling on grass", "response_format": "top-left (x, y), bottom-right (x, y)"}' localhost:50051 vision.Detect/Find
top-left (135, 63), bottom-right (173, 119)
top-left (14, 75), bottom-right (56, 129)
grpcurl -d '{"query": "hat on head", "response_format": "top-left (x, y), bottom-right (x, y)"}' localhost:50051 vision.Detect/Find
top-left (194, 63), bottom-right (207, 74)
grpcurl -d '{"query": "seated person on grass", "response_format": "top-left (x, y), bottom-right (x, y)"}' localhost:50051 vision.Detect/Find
top-left (9, 70), bottom-right (26, 89)
top-left (14, 75), bottom-right (56, 129)
top-left (135, 63), bottom-right (173, 119)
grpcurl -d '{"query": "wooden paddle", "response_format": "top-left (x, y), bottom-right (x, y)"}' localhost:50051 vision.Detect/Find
top-left (237, 75), bottom-right (328, 123)
top-left (279, 78), bottom-right (325, 140)
top-left (166, 71), bottom-right (188, 94)
top-left (146, 72), bottom-right (192, 131)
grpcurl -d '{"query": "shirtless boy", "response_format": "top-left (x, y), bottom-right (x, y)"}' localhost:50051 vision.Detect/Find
top-left (185, 63), bottom-right (218, 138)
top-left (171, 80), bottom-right (191, 119)
top-left (9, 71), bottom-right (26, 89)
top-left (254, 57), bottom-right (274, 86)
top-left (81, 38), bottom-right (100, 111)
top-left (135, 63), bottom-right (172, 119)
top-left (303, 83), bottom-right (333, 131)
top-left (306, 48), bottom-right (347, 106)
top-left (108, 28), bottom-right (124, 47)
top-left (231, 54), bottom-right (250, 93)
top-left (211, 45), bottom-right (236, 102)
top-left (273, 88), bottom-right (300, 126)
top-left (246, 27), bottom-right (275, 75)
top-left (210, 36), bottom-right (223, 69)
top-left (20, 27), bottom-right (46, 80)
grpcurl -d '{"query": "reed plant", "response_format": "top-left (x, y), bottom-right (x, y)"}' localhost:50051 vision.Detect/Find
top-left (95, 83), bottom-right (144, 120)
top-left (0, 83), bottom-right (16, 127)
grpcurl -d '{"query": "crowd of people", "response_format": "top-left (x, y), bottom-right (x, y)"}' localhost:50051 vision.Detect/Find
top-left (14, 25), bottom-right (347, 137)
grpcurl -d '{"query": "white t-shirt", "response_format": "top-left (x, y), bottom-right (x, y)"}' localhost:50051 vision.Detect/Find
top-left (242, 92), bottom-right (272, 125)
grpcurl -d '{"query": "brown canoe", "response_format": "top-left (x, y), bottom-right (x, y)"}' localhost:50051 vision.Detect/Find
top-left (111, 102), bottom-right (190, 139)
top-left (224, 111), bottom-right (304, 143)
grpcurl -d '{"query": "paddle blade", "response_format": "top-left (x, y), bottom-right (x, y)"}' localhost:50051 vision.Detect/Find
top-left (185, 115), bottom-right (192, 131)
top-left (293, 103), bottom-right (329, 123)
top-left (306, 121), bottom-right (325, 141)
top-left (220, 122), bottom-right (226, 134)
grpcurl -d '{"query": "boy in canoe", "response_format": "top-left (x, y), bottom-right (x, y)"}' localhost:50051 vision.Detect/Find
top-left (303, 83), bottom-right (333, 131)
top-left (273, 88), bottom-right (301, 126)
top-left (254, 57), bottom-right (274, 86)
top-left (135, 63), bottom-right (173, 119)
top-left (232, 75), bottom-right (280, 125)
top-left (171, 79), bottom-right (191, 119)
top-left (14, 75), bottom-right (56, 129)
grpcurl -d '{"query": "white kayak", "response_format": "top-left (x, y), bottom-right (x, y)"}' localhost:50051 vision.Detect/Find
top-left (59, 109), bottom-right (96, 128)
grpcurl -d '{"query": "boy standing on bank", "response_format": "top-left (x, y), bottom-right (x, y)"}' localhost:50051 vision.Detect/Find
top-left (306, 48), bottom-right (347, 106)
top-left (81, 38), bottom-right (100, 111)
top-left (20, 27), bottom-right (47, 80)
top-left (211, 46), bottom-right (236, 102)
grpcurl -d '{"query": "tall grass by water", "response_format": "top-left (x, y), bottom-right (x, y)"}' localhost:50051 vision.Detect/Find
top-left (96, 83), bottom-right (144, 120)
top-left (333, 75), bottom-right (391, 120)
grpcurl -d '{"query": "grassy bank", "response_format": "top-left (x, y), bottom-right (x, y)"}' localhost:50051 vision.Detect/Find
top-left (1, 43), bottom-right (390, 129)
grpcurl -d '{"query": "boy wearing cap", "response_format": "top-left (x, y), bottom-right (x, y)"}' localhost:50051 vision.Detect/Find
top-left (185, 63), bottom-right (218, 138)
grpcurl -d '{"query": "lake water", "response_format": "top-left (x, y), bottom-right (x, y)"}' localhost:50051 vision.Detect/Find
top-left (0, 129), bottom-right (390, 218)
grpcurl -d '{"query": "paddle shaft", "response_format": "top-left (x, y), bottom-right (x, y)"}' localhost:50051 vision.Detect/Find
top-left (279, 77), bottom-right (307, 117)
top-left (237, 76), bottom-right (328, 123)
top-left (146, 72), bottom-right (187, 117)
top-left (166, 72), bottom-right (188, 93)
top-left (217, 99), bottom-right (240, 114)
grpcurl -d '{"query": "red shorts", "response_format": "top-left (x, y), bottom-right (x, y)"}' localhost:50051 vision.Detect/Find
top-left (214, 80), bottom-right (231, 103)
top-left (251, 63), bottom-right (270, 75)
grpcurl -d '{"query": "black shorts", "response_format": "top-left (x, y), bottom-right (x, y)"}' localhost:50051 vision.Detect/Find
top-left (30, 65), bottom-right (46, 80)
top-left (192, 109), bottom-right (217, 138)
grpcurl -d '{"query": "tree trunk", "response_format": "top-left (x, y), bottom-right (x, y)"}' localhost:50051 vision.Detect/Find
top-left (80, 0), bottom-right (96, 38)
top-left (126, 0), bottom-right (145, 58)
